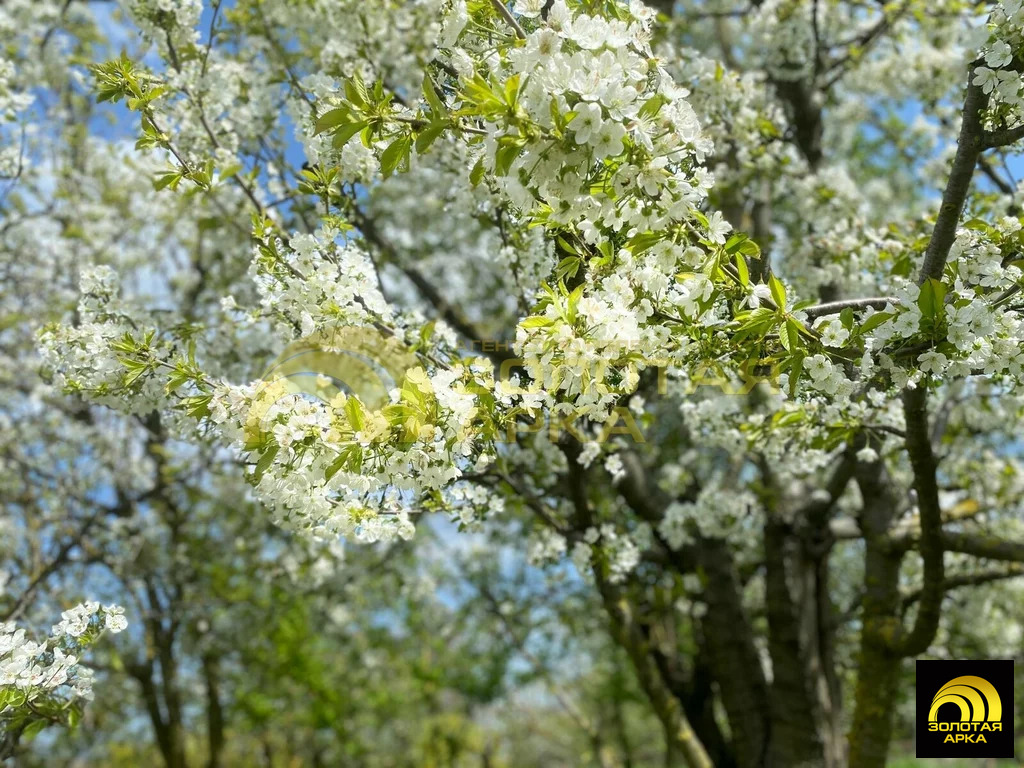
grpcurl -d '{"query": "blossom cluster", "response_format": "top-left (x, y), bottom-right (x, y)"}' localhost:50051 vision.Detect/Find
top-left (1, 603), bottom-right (125, 725)
top-left (972, 1), bottom-right (1024, 129)
top-left (39, 266), bottom-right (171, 414)
top-left (660, 486), bottom-right (759, 550)
top-left (250, 227), bottom-right (394, 338)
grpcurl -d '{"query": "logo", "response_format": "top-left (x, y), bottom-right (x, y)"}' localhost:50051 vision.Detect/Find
top-left (245, 326), bottom-right (419, 443)
top-left (916, 660), bottom-right (1014, 758)
top-left (257, 327), bottom-right (417, 409)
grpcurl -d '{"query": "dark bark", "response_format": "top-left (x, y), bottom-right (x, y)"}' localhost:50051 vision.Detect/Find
top-left (846, 462), bottom-right (903, 768)
top-left (942, 532), bottom-right (1024, 562)
top-left (893, 387), bottom-right (944, 656)
top-left (130, 578), bottom-right (188, 768)
top-left (0, 723), bottom-right (26, 762)
top-left (592, 571), bottom-right (712, 768)
top-left (697, 539), bottom-right (772, 768)
top-left (918, 66), bottom-right (987, 283)
top-left (203, 654), bottom-right (225, 768)
top-left (770, 78), bottom-right (824, 169)
top-left (130, 660), bottom-right (179, 768)
top-left (561, 442), bottom-right (713, 768)
top-left (643, 0), bottom-right (677, 16)
top-left (651, 620), bottom-right (737, 768)
top-left (981, 123), bottom-right (1024, 148)
top-left (764, 521), bottom-right (826, 766)
top-left (616, 452), bottom-right (766, 767)
top-left (803, 542), bottom-right (845, 768)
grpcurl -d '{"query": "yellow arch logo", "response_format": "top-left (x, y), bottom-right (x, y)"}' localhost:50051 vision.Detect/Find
top-left (243, 326), bottom-right (419, 445)
top-left (928, 676), bottom-right (1002, 723)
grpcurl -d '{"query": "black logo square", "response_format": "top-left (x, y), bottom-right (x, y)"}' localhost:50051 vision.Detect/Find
top-left (916, 659), bottom-right (1014, 759)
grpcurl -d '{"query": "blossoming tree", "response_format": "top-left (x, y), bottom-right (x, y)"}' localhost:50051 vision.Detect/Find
top-left (7, 0), bottom-right (1024, 764)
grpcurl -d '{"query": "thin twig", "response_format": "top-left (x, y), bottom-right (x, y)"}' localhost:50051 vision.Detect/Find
top-left (802, 296), bottom-right (899, 319)
top-left (490, 0), bottom-right (526, 39)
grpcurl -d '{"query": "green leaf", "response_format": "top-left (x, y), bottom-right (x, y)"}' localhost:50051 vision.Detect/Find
top-left (461, 75), bottom-right (499, 109)
top-left (839, 307), bottom-right (855, 330)
top-left (549, 97), bottom-right (565, 131)
top-left (637, 94), bottom-right (667, 120)
top-left (625, 231), bottom-right (665, 255)
top-left (857, 311), bottom-right (893, 335)
top-left (917, 278), bottom-right (946, 321)
top-left (494, 140), bottom-right (522, 176)
top-left (314, 108), bottom-right (353, 135)
top-left (566, 284), bottom-right (584, 324)
top-left (21, 719), bottom-right (47, 741)
top-left (962, 217), bottom-right (994, 234)
top-left (555, 256), bottom-right (581, 280)
top-left (503, 73), bottom-right (521, 107)
top-left (556, 236), bottom-right (579, 255)
top-left (724, 233), bottom-right (749, 254)
top-left (469, 158), bottom-right (485, 187)
top-left (345, 397), bottom-right (366, 431)
top-left (788, 353), bottom-right (804, 397)
top-left (252, 445), bottom-right (279, 484)
top-left (331, 119), bottom-right (370, 149)
top-left (414, 121), bottom-right (448, 154)
top-left (344, 72), bottom-right (370, 109)
top-left (734, 252), bottom-right (749, 288)
top-left (181, 394), bottom-right (213, 419)
top-left (520, 315), bottom-right (554, 329)
top-left (784, 318), bottom-right (802, 352)
top-left (379, 133), bottom-right (412, 178)
top-left (153, 171), bottom-right (182, 191)
top-left (422, 76), bottom-right (445, 116)
top-left (768, 275), bottom-right (787, 309)
top-left (735, 307), bottom-right (776, 332)
top-left (121, 360), bottom-right (151, 387)
top-left (326, 444), bottom-right (362, 480)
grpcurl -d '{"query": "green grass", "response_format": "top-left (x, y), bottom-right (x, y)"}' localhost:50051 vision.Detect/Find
top-left (889, 756), bottom-right (1019, 767)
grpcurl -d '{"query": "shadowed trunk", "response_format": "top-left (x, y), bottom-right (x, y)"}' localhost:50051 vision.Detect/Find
top-left (764, 520), bottom-right (827, 766)
top-left (847, 461), bottom-right (904, 768)
top-left (698, 538), bottom-right (772, 768)
top-left (203, 653), bottom-right (225, 768)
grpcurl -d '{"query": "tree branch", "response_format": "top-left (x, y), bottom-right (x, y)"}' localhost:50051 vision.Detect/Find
top-left (892, 386), bottom-right (944, 656)
top-left (490, 0), bottom-right (526, 39)
top-left (941, 531), bottom-right (1024, 562)
top-left (802, 297), bottom-right (898, 319)
top-left (351, 207), bottom-right (517, 364)
top-left (901, 564), bottom-right (1024, 610)
top-left (980, 123), bottom-right (1024, 150)
top-left (918, 64), bottom-right (988, 283)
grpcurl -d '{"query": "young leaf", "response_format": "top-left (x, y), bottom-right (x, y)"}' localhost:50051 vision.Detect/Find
top-left (422, 76), bottom-right (445, 116)
top-left (469, 158), bottom-right (485, 187)
top-left (252, 445), bottom-right (279, 484)
top-left (917, 278), bottom-right (946, 321)
top-left (379, 134), bottom-right (412, 178)
top-left (332, 119), bottom-right (370, 149)
top-left (734, 252), bottom-right (749, 288)
top-left (415, 121), bottom-right (448, 154)
top-left (314, 108), bottom-right (353, 135)
top-left (768, 275), bottom-right (787, 309)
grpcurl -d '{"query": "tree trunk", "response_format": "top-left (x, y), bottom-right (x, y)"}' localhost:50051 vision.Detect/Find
top-left (764, 521), bottom-right (827, 767)
top-left (847, 462), bottom-right (904, 768)
top-left (203, 653), bottom-right (225, 768)
top-left (698, 538), bottom-right (772, 768)
top-left (594, 564), bottom-right (713, 768)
